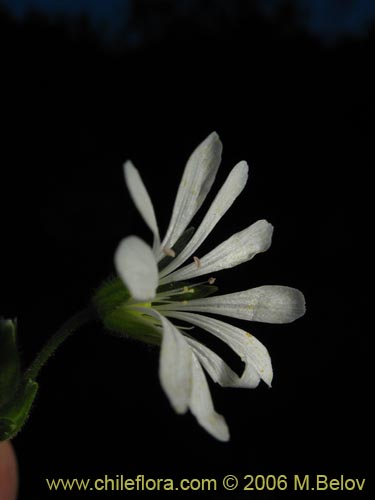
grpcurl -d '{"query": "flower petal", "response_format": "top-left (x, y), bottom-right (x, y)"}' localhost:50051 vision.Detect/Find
top-left (136, 308), bottom-right (193, 414)
top-left (124, 161), bottom-right (160, 252)
top-left (160, 132), bottom-right (222, 256)
top-left (161, 219), bottom-right (273, 284)
top-left (165, 311), bottom-right (272, 387)
top-left (114, 236), bottom-right (158, 301)
top-left (158, 315), bottom-right (192, 414)
top-left (159, 160), bottom-right (249, 278)
top-left (189, 353), bottom-right (230, 441)
top-left (157, 285), bottom-right (306, 324)
top-left (187, 336), bottom-right (260, 389)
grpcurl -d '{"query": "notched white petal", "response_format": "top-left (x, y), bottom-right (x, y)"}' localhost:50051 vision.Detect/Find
top-left (159, 160), bottom-right (249, 278)
top-left (166, 311), bottom-right (272, 387)
top-left (187, 337), bottom-right (260, 389)
top-left (124, 161), bottom-right (160, 250)
top-left (158, 286), bottom-right (305, 324)
top-left (141, 309), bottom-right (228, 439)
top-left (189, 354), bottom-right (230, 442)
top-left (163, 219), bottom-right (273, 283)
top-left (161, 132), bottom-right (222, 254)
top-left (249, 286), bottom-right (306, 323)
top-left (158, 316), bottom-right (192, 414)
top-left (114, 236), bottom-right (158, 301)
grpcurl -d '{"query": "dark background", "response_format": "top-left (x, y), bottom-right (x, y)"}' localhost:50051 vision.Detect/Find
top-left (0, 1), bottom-right (373, 498)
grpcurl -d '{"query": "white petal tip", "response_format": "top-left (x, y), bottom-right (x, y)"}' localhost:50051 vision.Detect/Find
top-left (206, 130), bottom-right (220, 142)
top-left (199, 414), bottom-right (230, 442)
top-left (202, 132), bottom-right (223, 160)
top-left (195, 131), bottom-right (222, 156)
top-left (255, 286), bottom-right (306, 323)
top-left (170, 401), bottom-right (189, 415)
top-left (251, 219), bottom-right (274, 253)
top-left (264, 375), bottom-right (273, 387)
top-left (237, 160), bottom-right (249, 173)
top-left (123, 159), bottom-right (135, 174)
top-left (216, 428), bottom-right (230, 442)
top-left (287, 288), bottom-right (306, 321)
top-left (213, 419), bottom-right (230, 442)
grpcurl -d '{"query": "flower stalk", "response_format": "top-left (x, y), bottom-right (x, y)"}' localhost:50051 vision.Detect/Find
top-left (0, 307), bottom-right (94, 441)
top-left (24, 306), bottom-right (95, 381)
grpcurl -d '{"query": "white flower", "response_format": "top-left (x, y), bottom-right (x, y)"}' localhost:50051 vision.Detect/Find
top-left (113, 132), bottom-right (305, 441)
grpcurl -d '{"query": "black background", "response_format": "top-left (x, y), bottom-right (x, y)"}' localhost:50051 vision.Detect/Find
top-left (0, 2), bottom-right (372, 498)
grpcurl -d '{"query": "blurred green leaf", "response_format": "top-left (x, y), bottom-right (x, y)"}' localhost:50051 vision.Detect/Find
top-left (0, 319), bottom-right (21, 409)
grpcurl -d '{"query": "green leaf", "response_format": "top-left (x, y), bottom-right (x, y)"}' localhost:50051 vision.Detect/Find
top-left (0, 319), bottom-right (21, 409)
top-left (0, 378), bottom-right (38, 441)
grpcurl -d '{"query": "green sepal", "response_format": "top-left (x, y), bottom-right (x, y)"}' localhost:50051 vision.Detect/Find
top-left (0, 378), bottom-right (39, 441)
top-left (103, 306), bottom-right (161, 345)
top-left (93, 276), bottom-right (131, 318)
top-left (93, 277), bottom-right (161, 345)
top-left (0, 319), bottom-right (21, 409)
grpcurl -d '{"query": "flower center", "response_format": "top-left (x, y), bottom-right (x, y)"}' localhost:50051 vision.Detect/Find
top-left (93, 276), bottom-right (219, 346)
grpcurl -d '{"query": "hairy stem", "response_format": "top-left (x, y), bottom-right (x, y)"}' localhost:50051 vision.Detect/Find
top-left (24, 306), bottom-right (95, 381)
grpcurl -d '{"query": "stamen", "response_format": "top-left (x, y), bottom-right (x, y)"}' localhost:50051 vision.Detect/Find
top-left (156, 285), bottom-right (195, 300)
top-left (155, 278), bottom-right (216, 304)
top-left (175, 324), bottom-right (195, 331)
top-left (193, 256), bottom-right (201, 268)
top-left (163, 247), bottom-right (176, 258)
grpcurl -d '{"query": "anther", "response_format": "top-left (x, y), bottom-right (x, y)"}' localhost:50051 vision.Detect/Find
top-left (193, 256), bottom-right (201, 268)
top-left (163, 247), bottom-right (176, 258)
